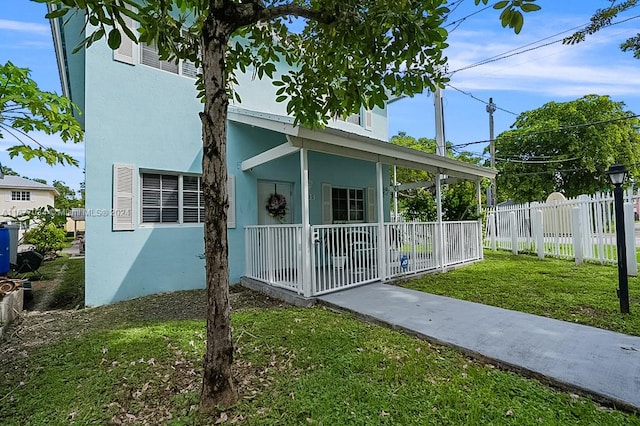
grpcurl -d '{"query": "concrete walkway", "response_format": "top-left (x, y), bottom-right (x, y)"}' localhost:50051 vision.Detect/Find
top-left (318, 283), bottom-right (640, 411)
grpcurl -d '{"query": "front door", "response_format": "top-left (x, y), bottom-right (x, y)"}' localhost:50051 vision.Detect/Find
top-left (258, 181), bottom-right (294, 225)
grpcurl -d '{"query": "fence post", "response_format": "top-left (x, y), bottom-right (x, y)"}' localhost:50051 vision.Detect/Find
top-left (489, 212), bottom-right (497, 251)
top-left (624, 202), bottom-right (638, 276)
top-left (572, 207), bottom-right (583, 265)
top-left (577, 195), bottom-right (591, 260)
top-left (531, 209), bottom-right (544, 259)
top-left (510, 211), bottom-right (518, 255)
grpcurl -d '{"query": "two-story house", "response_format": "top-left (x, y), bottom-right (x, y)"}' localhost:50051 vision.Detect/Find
top-left (0, 176), bottom-right (57, 221)
top-left (50, 11), bottom-right (496, 306)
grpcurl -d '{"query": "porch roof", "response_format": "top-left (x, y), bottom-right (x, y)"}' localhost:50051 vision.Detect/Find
top-left (229, 107), bottom-right (496, 181)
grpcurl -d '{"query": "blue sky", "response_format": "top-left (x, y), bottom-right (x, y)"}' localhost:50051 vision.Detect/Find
top-left (1, 0), bottom-right (639, 192)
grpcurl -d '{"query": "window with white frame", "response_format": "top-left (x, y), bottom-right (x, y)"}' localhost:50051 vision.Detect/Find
top-left (337, 112), bottom-right (361, 125)
top-left (332, 187), bottom-right (364, 222)
top-left (335, 108), bottom-right (373, 130)
top-left (182, 175), bottom-right (204, 223)
top-left (141, 173), bottom-right (203, 224)
top-left (11, 191), bottom-right (30, 201)
top-left (140, 42), bottom-right (199, 78)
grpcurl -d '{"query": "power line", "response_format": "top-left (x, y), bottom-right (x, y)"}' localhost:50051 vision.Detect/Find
top-left (496, 156), bottom-right (579, 164)
top-left (451, 113), bottom-right (640, 149)
top-left (444, 1), bottom-right (494, 32)
top-left (450, 39), bottom-right (564, 75)
top-left (446, 84), bottom-right (519, 116)
top-left (452, 22), bottom-right (590, 74)
top-left (498, 168), bottom-right (584, 177)
top-left (449, 13), bottom-right (640, 75)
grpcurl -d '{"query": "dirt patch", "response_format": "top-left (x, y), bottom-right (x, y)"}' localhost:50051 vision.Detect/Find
top-left (1, 286), bottom-right (284, 356)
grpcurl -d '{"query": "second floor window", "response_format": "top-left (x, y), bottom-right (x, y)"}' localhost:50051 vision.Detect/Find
top-left (140, 43), bottom-right (198, 79)
top-left (11, 191), bottom-right (30, 201)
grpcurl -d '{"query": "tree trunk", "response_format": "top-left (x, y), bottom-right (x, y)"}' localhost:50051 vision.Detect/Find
top-left (199, 14), bottom-right (238, 411)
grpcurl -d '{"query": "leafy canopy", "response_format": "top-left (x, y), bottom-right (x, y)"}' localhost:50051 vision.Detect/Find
top-left (0, 61), bottom-right (83, 166)
top-left (564, 0), bottom-right (640, 59)
top-left (41, 0), bottom-right (541, 127)
top-left (495, 95), bottom-right (640, 203)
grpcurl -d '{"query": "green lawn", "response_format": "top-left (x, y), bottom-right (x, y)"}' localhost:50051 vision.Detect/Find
top-left (400, 250), bottom-right (640, 336)
top-left (1, 298), bottom-right (638, 425)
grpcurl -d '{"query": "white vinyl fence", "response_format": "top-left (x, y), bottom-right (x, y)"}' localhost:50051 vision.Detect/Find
top-left (484, 191), bottom-right (638, 274)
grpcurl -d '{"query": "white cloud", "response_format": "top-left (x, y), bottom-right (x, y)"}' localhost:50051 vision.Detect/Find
top-left (444, 23), bottom-right (640, 100)
top-left (0, 19), bottom-right (49, 35)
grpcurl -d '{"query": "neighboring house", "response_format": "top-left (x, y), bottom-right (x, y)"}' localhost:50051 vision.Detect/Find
top-left (50, 10), bottom-right (496, 307)
top-left (0, 176), bottom-right (57, 222)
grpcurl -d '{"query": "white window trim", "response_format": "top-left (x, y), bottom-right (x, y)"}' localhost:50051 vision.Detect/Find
top-left (137, 171), bottom-right (234, 229)
top-left (139, 172), bottom-right (203, 227)
top-left (331, 186), bottom-right (366, 224)
top-left (139, 42), bottom-right (199, 80)
top-left (335, 107), bottom-right (373, 131)
top-left (11, 191), bottom-right (31, 202)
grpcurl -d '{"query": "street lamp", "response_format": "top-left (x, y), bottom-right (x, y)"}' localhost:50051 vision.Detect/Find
top-left (607, 163), bottom-right (630, 314)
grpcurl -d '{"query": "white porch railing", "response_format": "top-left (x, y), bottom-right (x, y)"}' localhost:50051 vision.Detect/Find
top-left (312, 224), bottom-right (380, 295)
top-left (385, 222), bottom-right (438, 277)
top-left (245, 225), bottom-right (304, 293)
top-left (245, 220), bottom-right (483, 296)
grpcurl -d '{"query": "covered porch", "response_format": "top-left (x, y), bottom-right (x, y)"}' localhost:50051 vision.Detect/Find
top-left (231, 108), bottom-right (496, 297)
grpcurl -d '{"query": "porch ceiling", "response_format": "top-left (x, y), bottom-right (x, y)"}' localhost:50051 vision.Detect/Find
top-left (230, 107), bottom-right (496, 181)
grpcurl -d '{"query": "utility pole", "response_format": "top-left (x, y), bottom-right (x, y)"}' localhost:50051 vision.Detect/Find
top-left (434, 87), bottom-right (446, 157)
top-left (486, 97), bottom-right (497, 207)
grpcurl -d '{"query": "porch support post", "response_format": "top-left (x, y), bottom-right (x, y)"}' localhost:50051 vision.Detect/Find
top-left (376, 162), bottom-right (386, 281)
top-left (436, 173), bottom-right (445, 271)
top-left (476, 179), bottom-right (483, 259)
top-left (300, 148), bottom-right (312, 297)
top-left (393, 166), bottom-right (399, 222)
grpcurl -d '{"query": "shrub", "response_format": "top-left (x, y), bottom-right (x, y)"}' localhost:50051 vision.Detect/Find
top-left (23, 224), bottom-right (67, 254)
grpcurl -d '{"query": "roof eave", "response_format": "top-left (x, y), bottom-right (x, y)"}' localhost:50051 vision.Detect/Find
top-left (48, 4), bottom-right (71, 99)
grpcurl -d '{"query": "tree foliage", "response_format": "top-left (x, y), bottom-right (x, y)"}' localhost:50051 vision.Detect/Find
top-left (0, 61), bottom-right (83, 166)
top-left (23, 223), bottom-right (67, 255)
top-left (495, 95), bottom-right (640, 203)
top-left (390, 133), bottom-right (485, 221)
top-left (53, 180), bottom-right (84, 210)
top-left (41, 0), bottom-right (537, 409)
top-left (564, 0), bottom-right (640, 59)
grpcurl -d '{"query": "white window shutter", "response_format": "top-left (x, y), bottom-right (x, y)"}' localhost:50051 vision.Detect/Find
top-left (113, 163), bottom-right (135, 231)
top-left (227, 175), bottom-right (236, 229)
top-left (113, 14), bottom-right (135, 65)
top-left (364, 109), bottom-right (373, 131)
top-left (367, 187), bottom-right (376, 222)
top-left (322, 183), bottom-right (332, 224)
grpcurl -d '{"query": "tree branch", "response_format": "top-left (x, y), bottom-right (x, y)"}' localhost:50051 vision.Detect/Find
top-left (217, 1), bottom-right (334, 29)
top-left (256, 3), bottom-right (334, 25)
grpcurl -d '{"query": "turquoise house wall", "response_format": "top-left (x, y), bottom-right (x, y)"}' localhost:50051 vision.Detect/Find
top-left (82, 36), bottom-right (207, 306)
top-left (67, 25), bottom-right (391, 306)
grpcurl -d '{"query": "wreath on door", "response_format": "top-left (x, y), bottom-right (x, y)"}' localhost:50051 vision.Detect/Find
top-left (266, 192), bottom-right (287, 220)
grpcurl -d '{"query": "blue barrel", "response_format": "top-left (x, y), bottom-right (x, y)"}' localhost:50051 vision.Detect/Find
top-left (0, 228), bottom-right (10, 275)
